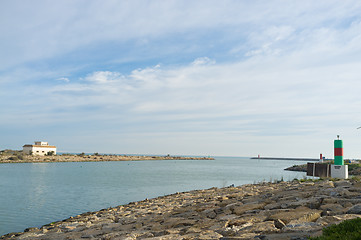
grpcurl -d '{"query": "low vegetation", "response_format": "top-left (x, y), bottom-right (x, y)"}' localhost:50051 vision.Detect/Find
top-left (310, 217), bottom-right (361, 240)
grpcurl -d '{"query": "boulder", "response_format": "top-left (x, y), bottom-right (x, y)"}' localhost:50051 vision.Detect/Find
top-left (274, 219), bottom-right (286, 229)
top-left (316, 214), bottom-right (361, 226)
top-left (268, 208), bottom-right (322, 224)
top-left (284, 197), bottom-right (322, 209)
top-left (239, 221), bottom-right (278, 233)
top-left (320, 203), bottom-right (346, 215)
top-left (233, 203), bottom-right (266, 215)
top-left (283, 222), bottom-right (323, 232)
top-left (346, 204), bottom-right (361, 214)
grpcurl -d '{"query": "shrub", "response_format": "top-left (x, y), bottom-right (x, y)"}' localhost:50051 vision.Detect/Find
top-left (310, 217), bottom-right (361, 240)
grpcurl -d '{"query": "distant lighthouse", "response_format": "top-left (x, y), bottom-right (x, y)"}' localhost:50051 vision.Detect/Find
top-left (331, 135), bottom-right (348, 179)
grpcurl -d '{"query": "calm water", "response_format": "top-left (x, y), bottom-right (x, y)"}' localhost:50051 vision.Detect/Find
top-left (0, 157), bottom-right (308, 236)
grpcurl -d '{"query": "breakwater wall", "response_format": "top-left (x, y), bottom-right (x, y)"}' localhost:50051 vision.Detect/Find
top-left (251, 157), bottom-right (320, 161)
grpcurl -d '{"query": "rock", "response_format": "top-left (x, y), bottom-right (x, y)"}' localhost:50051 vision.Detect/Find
top-left (320, 180), bottom-right (335, 188)
top-left (334, 180), bottom-right (352, 188)
top-left (233, 203), bottom-right (266, 215)
top-left (196, 230), bottom-right (223, 239)
top-left (260, 232), bottom-right (320, 240)
top-left (316, 214), bottom-right (361, 226)
top-left (220, 232), bottom-right (258, 239)
top-left (274, 219), bottom-right (286, 229)
top-left (346, 204), bottom-right (361, 214)
top-left (285, 197), bottom-right (322, 209)
top-left (332, 214), bottom-right (361, 221)
top-left (239, 221), bottom-right (278, 233)
top-left (264, 202), bottom-right (281, 210)
top-left (202, 209), bottom-right (217, 219)
top-left (268, 208), bottom-right (322, 224)
top-left (228, 214), bottom-right (268, 227)
top-left (320, 203), bottom-right (346, 215)
top-left (283, 222), bottom-right (322, 232)
top-left (23, 227), bottom-right (39, 233)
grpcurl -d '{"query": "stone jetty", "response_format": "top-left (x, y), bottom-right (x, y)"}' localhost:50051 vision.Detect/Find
top-left (2, 179), bottom-right (361, 240)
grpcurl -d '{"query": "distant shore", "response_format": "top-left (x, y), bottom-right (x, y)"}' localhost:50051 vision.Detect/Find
top-left (251, 156), bottom-right (320, 161)
top-left (0, 153), bottom-right (214, 163)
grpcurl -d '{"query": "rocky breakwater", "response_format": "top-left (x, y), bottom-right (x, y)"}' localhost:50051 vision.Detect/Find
top-left (2, 179), bottom-right (361, 240)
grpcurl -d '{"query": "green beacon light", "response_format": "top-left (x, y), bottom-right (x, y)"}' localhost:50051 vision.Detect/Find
top-left (334, 135), bottom-right (344, 165)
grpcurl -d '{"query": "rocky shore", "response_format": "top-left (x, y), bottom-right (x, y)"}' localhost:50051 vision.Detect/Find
top-left (0, 154), bottom-right (214, 164)
top-left (2, 179), bottom-right (361, 240)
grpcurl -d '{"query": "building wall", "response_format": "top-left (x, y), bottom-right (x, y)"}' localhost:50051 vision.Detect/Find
top-left (23, 146), bottom-right (57, 156)
top-left (23, 146), bottom-right (33, 155)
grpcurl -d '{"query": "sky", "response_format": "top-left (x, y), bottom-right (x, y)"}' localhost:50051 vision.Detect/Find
top-left (1, 1), bottom-right (361, 158)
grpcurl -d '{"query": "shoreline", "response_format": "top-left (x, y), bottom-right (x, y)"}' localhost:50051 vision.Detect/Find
top-left (2, 179), bottom-right (361, 239)
top-left (0, 154), bottom-right (214, 164)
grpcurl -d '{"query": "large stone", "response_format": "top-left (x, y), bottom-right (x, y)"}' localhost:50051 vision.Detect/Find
top-left (202, 209), bottom-right (217, 219)
top-left (283, 222), bottom-right (323, 232)
top-left (346, 204), bottom-right (361, 214)
top-left (220, 232), bottom-right (258, 239)
top-left (196, 230), bottom-right (223, 239)
top-left (284, 197), bottom-right (322, 209)
top-left (274, 219), bottom-right (286, 229)
top-left (233, 203), bottom-right (266, 215)
top-left (162, 218), bottom-right (197, 229)
top-left (320, 203), bottom-right (346, 215)
top-left (264, 202), bottom-right (281, 210)
top-left (268, 208), bottom-right (322, 224)
top-left (259, 231), bottom-right (322, 240)
top-left (316, 214), bottom-right (361, 226)
top-left (227, 214), bottom-right (268, 227)
top-left (239, 221), bottom-right (278, 233)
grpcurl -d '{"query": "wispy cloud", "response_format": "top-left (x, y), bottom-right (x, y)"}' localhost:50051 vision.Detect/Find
top-left (57, 77), bottom-right (70, 83)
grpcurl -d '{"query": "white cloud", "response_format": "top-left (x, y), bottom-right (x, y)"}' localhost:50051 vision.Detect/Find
top-left (84, 71), bottom-right (123, 84)
top-left (191, 57), bottom-right (216, 66)
top-left (57, 77), bottom-right (70, 83)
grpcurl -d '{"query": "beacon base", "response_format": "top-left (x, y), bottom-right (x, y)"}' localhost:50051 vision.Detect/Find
top-left (330, 165), bottom-right (348, 179)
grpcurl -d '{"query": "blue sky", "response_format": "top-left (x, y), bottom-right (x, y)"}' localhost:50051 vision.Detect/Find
top-left (2, 1), bottom-right (361, 158)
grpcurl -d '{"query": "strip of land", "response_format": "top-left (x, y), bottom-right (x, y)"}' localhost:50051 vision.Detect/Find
top-left (2, 178), bottom-right (361, 240)
top-left (0, 153), bottom-right (214, 163)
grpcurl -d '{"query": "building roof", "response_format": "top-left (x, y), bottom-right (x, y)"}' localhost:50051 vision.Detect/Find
top-left (23, 145), bottom-right (56, 148)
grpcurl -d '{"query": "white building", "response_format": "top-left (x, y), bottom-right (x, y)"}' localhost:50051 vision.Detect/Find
top-left (23, 141), bottom-right (57, 156)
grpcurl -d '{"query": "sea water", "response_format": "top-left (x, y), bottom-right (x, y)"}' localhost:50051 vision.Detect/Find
top-left (0, 157), bottom-right (308, 236)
